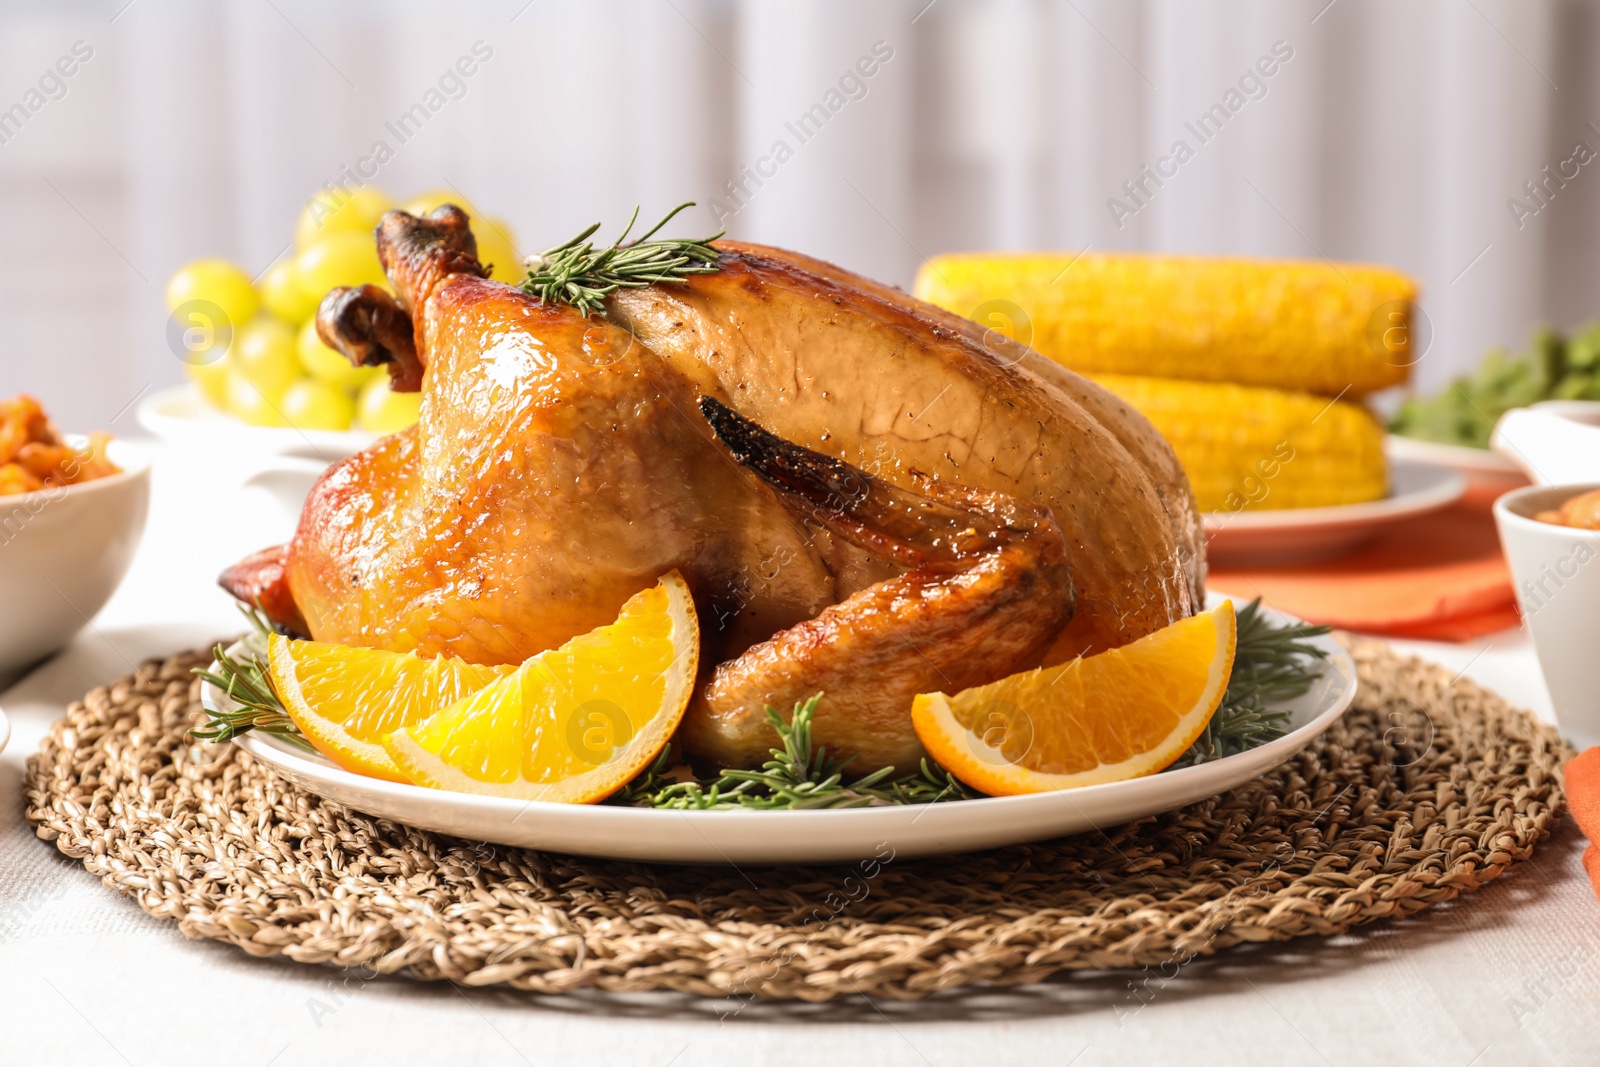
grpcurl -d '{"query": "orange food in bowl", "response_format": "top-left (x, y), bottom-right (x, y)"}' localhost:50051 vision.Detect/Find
top-left (1535, 488), bottom-right (1600, 530)
top-left (0, 395), bottom-right (121, 496)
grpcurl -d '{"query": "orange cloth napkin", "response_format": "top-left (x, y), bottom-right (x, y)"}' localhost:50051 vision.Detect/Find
top-left (1563, 748), bottom-right (1600, 903)
top-left (1208, 498), bottom-right (1518, 641)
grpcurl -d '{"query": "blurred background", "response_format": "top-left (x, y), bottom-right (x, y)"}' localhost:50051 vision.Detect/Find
top-left (2, 0), bottom-right (1597, 429)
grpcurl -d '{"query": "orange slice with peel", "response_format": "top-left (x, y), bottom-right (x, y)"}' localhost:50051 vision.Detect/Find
top-left (912, 601), bottom-right (1237, 796)
top-left (268, 635), bottom-right (514, 782)
top-left (384, 571), bottom-right (699, 803)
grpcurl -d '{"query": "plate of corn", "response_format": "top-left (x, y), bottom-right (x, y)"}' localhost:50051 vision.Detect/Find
top-left (1386, 433), bottom-right (1525, 496)
top-left (1197, 458), bottom-right (1463, 564)
top-left (914, 250), bottom-right (1449, 563)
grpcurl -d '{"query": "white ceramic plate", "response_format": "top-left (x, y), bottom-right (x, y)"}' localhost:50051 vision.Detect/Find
top-left (1203, 459), bottom-right (1466, 567)
top-left (137, 383), bottom-right (373, 461)
top-left (1387, 433), bottom-right (1528, 495)
top-left (1386, 433), bottom-right (1520, 476)
top-left (0, 706), bottom-right (10, 756)
top-left (201, 599), bottom-right (1357, 865)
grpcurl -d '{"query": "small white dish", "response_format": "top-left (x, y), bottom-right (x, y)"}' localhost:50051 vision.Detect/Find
top-left (137, 383), bottom-right (372, 462)
top-left (1387, 433), bottom-right (1528, 495)
top-left (1204, 459), bottom-right (1466, 567)
top-left (0, 439), bottom-right (150, 677)
top-left (0, 706), bottom-right (10, 755)
top-left (201, 599), bottom-right (1357, 865)
top-left (1494, 483), bottom-right (1600, 750)
top-left (1491, 401), bottom-right (1600, 487)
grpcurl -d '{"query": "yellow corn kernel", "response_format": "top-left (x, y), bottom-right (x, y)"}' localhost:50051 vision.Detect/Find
top-left (1089, 374), bottom-right (1388, 512)
top-left (915, 252), bottom-right (1418, 397)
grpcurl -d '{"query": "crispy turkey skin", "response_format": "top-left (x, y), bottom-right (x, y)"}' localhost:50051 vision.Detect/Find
top-left (223, 207), bottom-right (1204, 770)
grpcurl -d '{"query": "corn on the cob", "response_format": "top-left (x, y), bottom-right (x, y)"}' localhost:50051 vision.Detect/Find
top-left (915, 252), bottom-right (1418, 397)
top-left (1089, 374), bottom-right (1387, 512)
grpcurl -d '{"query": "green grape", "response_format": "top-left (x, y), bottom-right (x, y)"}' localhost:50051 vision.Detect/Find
top-left (260, 258), bottom-right (319, 324)
top-left (165, 258), bottom-right (260, 329)
top-left (294, 186), bottom-right (393, 249)
top-left (476, 217), bottom-right (523, 283)
top-left (225, 371), bottom-right (290, 427)
top-left (358, 375), bottom-right (422, 434)
top-left (233, 317), bottom-right (301, 397)
top-left (297, 318), bottom-right (379, 391)
top-left (187, 349), bottom-right (233, 409)
top-left (294, 232), bottom-right (388, 303)
top-left (1567, 326), bottom-right (1600, 369)
top-left (282, 379), bottom-right (355, 431)
top-left (401, 189), bottom-right (479, 220)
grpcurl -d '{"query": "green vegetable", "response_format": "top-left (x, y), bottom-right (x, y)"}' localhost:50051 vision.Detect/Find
top-left (610, 697), bottom-right (978, 810)
top-left (1391, 321), bottom-right (1600, 448)
top-left (519, 202), bottom-right (721, 318)
top-left (1169, 598), bottom-right (1329, 768)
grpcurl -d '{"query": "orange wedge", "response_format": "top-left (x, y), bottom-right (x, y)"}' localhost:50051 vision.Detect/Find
top-left (912, 601), bottom-right (1237, 796)
top-left (384, 571), bottom-right (699, 803)
top-left (268, 635), bottom-right (515, 782)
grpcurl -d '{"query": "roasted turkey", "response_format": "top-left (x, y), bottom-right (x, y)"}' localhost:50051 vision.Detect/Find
top-left (223, 206), bottom-right (1204, 771)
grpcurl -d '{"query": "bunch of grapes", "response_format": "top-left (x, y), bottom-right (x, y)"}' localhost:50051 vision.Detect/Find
top-left (165, 188), bottom-right (521, 435)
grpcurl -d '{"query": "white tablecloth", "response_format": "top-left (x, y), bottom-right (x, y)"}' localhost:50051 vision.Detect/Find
top-left (3, 443), bottom-right (1596, 1066)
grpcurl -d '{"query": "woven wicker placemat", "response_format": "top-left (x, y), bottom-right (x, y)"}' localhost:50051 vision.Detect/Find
top-left (23, 636), bottom-right (1570, 1001)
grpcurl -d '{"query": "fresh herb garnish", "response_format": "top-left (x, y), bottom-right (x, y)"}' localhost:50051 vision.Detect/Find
top-left (188, 607), bottom-right (314, 752)
top-left (192, 598), bottom-right (1331, 803)
top-left (1170, 597), bottom-right (1330, 768)
top-left (519, 202), bottom-right (722, 317)
top-left (610, 696), bottom-right (977, 809)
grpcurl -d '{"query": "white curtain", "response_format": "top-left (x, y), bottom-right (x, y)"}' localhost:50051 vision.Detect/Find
top-left (1, 0), bottom-right (1594, 430)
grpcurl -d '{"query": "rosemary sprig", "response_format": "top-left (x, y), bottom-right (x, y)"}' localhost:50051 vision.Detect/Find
top-left (189, 608), bottom-right (314, 752)
top-left (611, 697), bottom-right (977, 810)
top-left (520, 202), bottom-right (722, 316)
top-left (1170, 597), bottom-right (1330, 768)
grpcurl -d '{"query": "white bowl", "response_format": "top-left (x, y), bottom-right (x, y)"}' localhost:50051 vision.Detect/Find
top-left (0, 440), bottom-right (150, 677)
top-left (137, 382), bottom-right (372, 462)
top-left (1494, 482), bottom-right (1600, 749)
